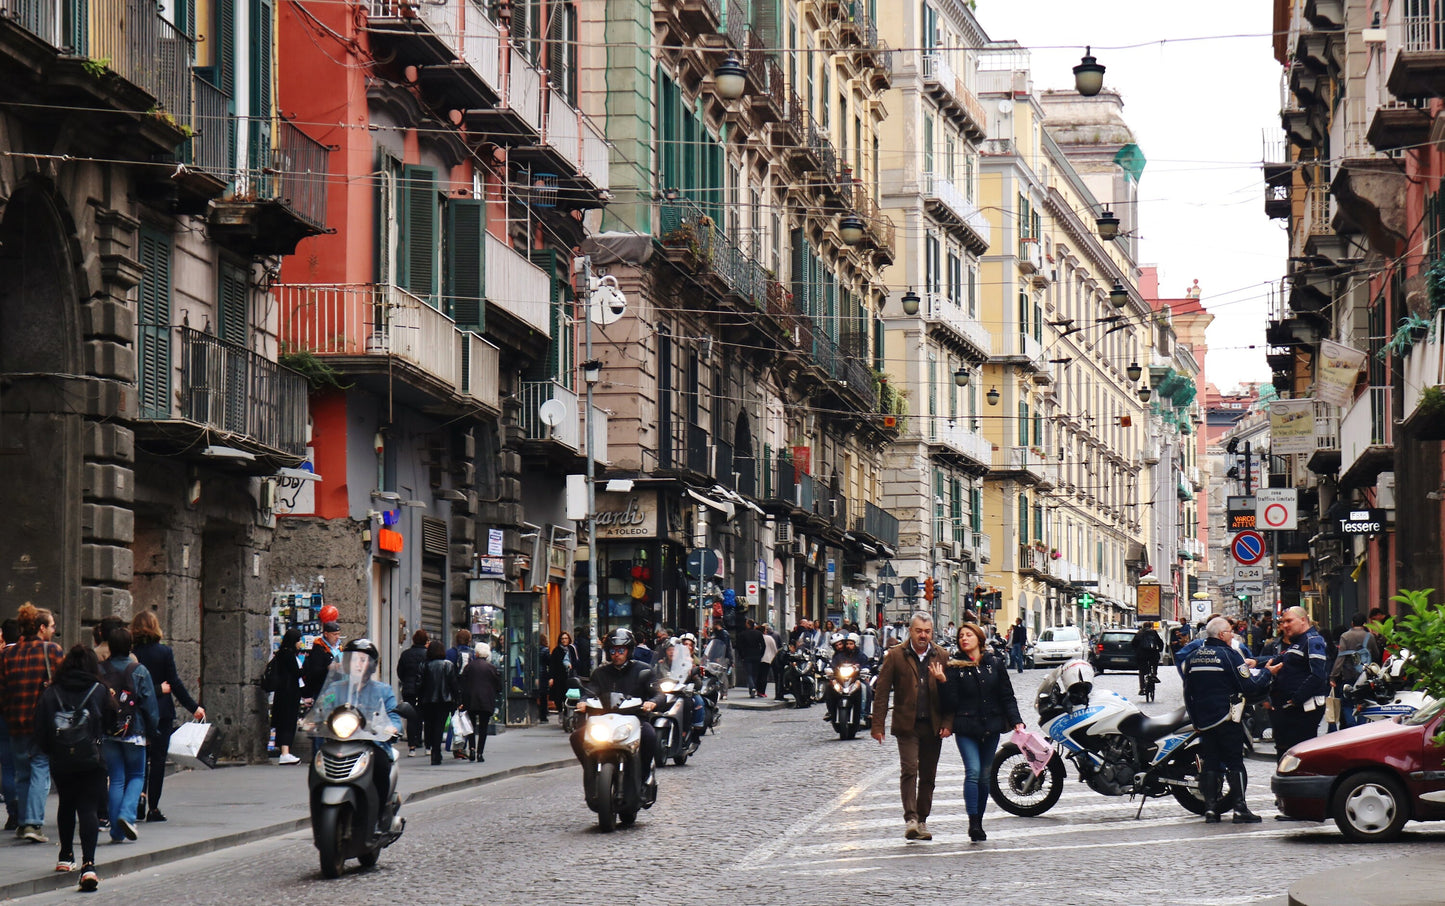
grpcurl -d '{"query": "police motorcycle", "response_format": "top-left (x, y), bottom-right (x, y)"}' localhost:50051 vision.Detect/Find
top-left (780, 646), bottom-right (818, 708)
top-left (811, 648), bottom-right (833, 703)
top-left (301, 639), bottom-right (416, 878)
top-left (989, 659), bottom-right (1231, 818)
top-left (652, 643), bottom-right (703, 766)
top-left (857, 629), bottom-right (882, 669)
top-left (1346, 648), bottom-right (1432, 723)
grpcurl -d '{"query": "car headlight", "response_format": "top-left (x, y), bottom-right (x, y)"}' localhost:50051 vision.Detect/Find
top-left (1278, 754), bottom-right (1300, 774)
top-left (328, 707), bottom-right (364, 739)
top-left (586, 721), bottom-right (611, 744)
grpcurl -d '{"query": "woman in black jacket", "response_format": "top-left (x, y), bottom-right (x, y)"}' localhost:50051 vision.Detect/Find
top-left (547, 632), bottom-right (580, 718)
top-left (34, 644), bottom-right (117, 890)
top-left (418, 641), bottom-right (459, 765)
top-left (129, 611), bottom-right (205, 820)
top-left (939, 623), bottom-right (1025, 842)
top-left (458, 643), bottom-right (502, 762)
top-left (267, 629), bottom-right (305, 765)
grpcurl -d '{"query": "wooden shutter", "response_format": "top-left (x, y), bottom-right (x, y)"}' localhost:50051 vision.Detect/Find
top-left (137, 226), bottom-right (172, 420)
top-left (444, 198), bottom-right (486, 330)
top-left (215, 0), bottom-right (236, 97)
top-left (249, 0), bottom-right (272, 117)
top-left (400, 165), bottom-right (437, 301)
top-left (218, 262), bottom-right (250, 433)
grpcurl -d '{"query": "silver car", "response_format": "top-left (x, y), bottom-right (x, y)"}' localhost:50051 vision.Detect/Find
top-left (1032, 626), bottom-right (1088, 666)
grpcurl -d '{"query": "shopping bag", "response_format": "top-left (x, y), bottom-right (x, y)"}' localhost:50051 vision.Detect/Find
top-left (1011, 727), bottom-right (1053, 777)
top-left (453, 708), bottom-right (474, 737)
top-left (168, 721), bottom-right (217, 769)
top-left (1324, 696), bottom-right (1341, 725)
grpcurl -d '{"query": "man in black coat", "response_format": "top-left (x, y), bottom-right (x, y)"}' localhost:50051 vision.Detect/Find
top-left (1131, 622), bottom-right (1163, 695)
top-left (736, 619), bottom-right (766, 698)
top-left (396, 629), bottom-right (430, 754)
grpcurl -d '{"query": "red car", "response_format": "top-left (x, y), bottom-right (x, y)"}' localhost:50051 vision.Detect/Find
top-left (1271, 697), bottom-right (1445, 842)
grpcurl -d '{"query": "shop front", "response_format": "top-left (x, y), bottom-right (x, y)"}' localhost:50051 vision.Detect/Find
top-left (585, 489), bottom-right (688, 642)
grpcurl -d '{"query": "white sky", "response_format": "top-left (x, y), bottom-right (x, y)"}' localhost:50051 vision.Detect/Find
top-left (977, 0), bottom-right (1284, 390)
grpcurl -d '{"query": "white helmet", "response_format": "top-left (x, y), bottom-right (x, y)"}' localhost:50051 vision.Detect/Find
top-left (1056, 659), bottom-right (1095, 707)
top-left (846, 632), bottom-right (861, 645)
top-left (830, 632), bottom-right (847, 648)
top-left (1384, 648), bottom-right (1412, 681)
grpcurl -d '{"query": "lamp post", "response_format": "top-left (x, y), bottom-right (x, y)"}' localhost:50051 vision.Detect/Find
top-left (901, 287), bottom-right (920, 316)
top-left (1126, 362), bottom-right (1142, 383)
top-left (1109, 281), bottom-right (1129, 310)
top-left (839, 214), bottom-right (866, 246)
top-left (954, 364), bottom-right (970, 387)
top-left (986, 386), bottom-right (1000, 406)
top-left (1096, 209), bottom-right (1120, 241)
top-left (714, 54), bottom-right (746, 101)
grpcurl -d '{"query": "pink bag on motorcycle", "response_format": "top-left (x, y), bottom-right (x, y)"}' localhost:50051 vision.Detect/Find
top-left (1011, 728), bottom-right (1052, 776)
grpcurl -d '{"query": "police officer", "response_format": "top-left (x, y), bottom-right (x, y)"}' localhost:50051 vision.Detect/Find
top-left (1264, 606), bottom-right (1329, 766)
top-left (1181, 617), bottom-right (1270, 823)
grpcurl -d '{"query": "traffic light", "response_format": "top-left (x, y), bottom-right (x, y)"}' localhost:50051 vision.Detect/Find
top-left (1237, 593), bottom-right (1249, 603)
top-left (1079, 592), bottom-right (1094, 610)
top-left (924, 577), bottom-right (936, 601)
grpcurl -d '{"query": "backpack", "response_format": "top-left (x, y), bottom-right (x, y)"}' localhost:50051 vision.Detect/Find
top-left (261, 654), bottom-right (281, 693)
top-left (1337, 644), bottom-right (1370, 686)
top-left (50, 684), bottom-right (104, 773)
top-left (100, 662), bottom-right (142, 737)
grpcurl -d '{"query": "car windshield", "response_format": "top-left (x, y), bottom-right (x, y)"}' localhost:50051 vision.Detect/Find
top-left (1101, 632), bottom-right (1134, 644)
top-left (1404, 697), bottom-right (1445, 726)
top-left (1041, 627), bottom-right (1081, 642)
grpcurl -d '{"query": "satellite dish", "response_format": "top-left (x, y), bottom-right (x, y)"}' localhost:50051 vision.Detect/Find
top-left (997, 99), bottom-right (1014, 114)
top-left (538, 399), bottom-right (566, 427)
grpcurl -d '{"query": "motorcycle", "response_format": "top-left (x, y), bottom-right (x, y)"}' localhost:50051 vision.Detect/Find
top-left (825, 662), bottom-right (871, 740)
top-left (652, 645), bottom-right (703, 767)
top-left (812, 650), bottom-right (832, 703)
top-left (560, 678), bottom-right (584, 733)
top-left (578, 690), bottom-right (657, 831)
top-left (696, 662), bottom-right (725, 731)
top-left (990, 659), bottom-right (1233, 818)
top-left (1346, 648), bottom-right (1432, 723)
top-left (301, 655), bottom-right (414, 879)
top-left (780, 648), bottom-right (817, 708)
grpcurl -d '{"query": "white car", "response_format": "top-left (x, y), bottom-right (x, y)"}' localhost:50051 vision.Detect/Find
top-left (1032, 626), bottom-right (1088, 666)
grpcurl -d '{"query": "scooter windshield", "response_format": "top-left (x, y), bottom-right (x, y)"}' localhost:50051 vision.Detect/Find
top-left (301, 651), bottom-right (398, 742)
top-left (657, 644), bottom-right (693, 683)
top-left (858, 634), bottom-right (879, 662)
top-left (703, 638), bottom-right (730, 669)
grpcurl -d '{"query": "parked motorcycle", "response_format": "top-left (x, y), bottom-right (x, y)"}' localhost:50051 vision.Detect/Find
top-left (560, 678), bottom-right (584, 733)
top-left (825, 662), bottom-right (872, 740)
top-left (1346, 649), bottom-right (1432, 723)
top-left (812, 650), bottom-right (832, 703)
top-left (990, 659), bottom-right (1233, 817)
top-left (780, 648), bottom-right (817, 708)
top-left (653, 645), bottom-right (702, 767)
top-left (301, 648), bottom-right (414, 878)
top-left (578, 690), bottom-right (657, 831)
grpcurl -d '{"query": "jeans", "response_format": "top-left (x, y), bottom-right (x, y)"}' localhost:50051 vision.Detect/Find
top-left (954, 733), bottom-right (1001, 816)
top-left (12, 734), bottom-right (50, 827)
top-left (0, 716), bottom-right (16, 823)
top-left (744, 659), bottom-right (764, 694)
top-left (103, 739), bottom-right (147, 837)
top-left (1010, 644), bottom-right (1024, 673)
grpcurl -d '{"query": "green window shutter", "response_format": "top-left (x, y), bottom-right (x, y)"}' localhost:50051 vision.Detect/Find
top-left (872, 314), bottom-right (883, 371)
top-left (219, 261), bottom-right (249, 345)
top-left (1017, 493), bottom-right (1028, 544)
top-left (1034, 504), bottom-right (1044, 542)
top-left (1018, 400), bottom-right (1028, 446)
top-left (137, 226), bottom-right (172, 419)
top-left (249, 0), bottom-right (272, 117)
top-left (445, 198), bottom-right (486, 330)
top-left (971, 487), bottom-right (982, 533)
top-left (218, 261), bottom-right (250, 431)
top-left (214, 0), bottom-right (236, 97)
top-left (400, 165), bottom-right (437, 301)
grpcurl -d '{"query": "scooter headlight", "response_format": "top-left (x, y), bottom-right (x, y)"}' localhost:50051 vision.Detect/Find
top-left (659, 680), bottom-right (680, 694)
top-left (327, 706), bottom-right (365, 739)
top-left (838, 665), bottom-right (858, 681)
top-left (586, 721), bottom-right (612, 744)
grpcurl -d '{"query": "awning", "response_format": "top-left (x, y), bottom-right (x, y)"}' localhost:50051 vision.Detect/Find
top-left (712, 484), bottom-right (763, 515)
top-left (275, 467), bottom-right (322, 483)
top-left (686, 488), bottom-right (735, 519)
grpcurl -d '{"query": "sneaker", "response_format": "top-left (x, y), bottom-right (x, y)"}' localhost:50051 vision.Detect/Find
top-left (278, 753), bottom-right (301, 765)
top-left (145, 810), bottom-right (167, 823)
top-left (3, 815), bottom-right (16, 832)
top-left (407, 747), bottom-right (416, 758)
top-left (97, 819), bottom-right (109, 831)
top-left (78, 866), bottom-right (99, 892)
top-left (904, 819), bottom-right (920, 840)
top-left (116, 819), bottom-right (138, 841)
top-left (21, 825), bottom-right (47, 843)
top-left (56, 856), bottom-right (77, 872)
top-left (915, 821), bottom-right (932, 840)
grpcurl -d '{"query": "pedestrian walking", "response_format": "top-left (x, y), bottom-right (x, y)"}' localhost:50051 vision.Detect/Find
top-left (265, 629), bottom-right (306, 764)
top-left (33, 644), bottom-right (117, 890)
top-left (302, 622), bottom-right (343, 700)
top-left (0, 618), bottom-right (20, 832)
top-left (1008, 617), bottom-right (1027, 674)
top-left (736, 619), bottom-right (766, 697)
top-left (870, 611), bottom-right (952, 841)
top-left (98, 628), bottom-right (159, 843)
top-left (759, 624), bottom-right (778, 698)
top-left (396, 629), bottom-right (429, 756)
top-left (548, 632), bottom-right (580, 719)
top-left (128, 611), bottom-right (204, 823)
top-left (1330, 613), bottom-right (1373, 730)
top-left (1263, 606), bottom-right (1329, 771)
top-left (0, 603), bottom-right (65, 843)
top-left (938, 623), bottom-right (1024, 842)
top-left (458, 643), bottom-right (501, 762)
top-left (418, 641), bottom-right (458, 765)
top-left (1181, 617), bottom-right (1269, 824)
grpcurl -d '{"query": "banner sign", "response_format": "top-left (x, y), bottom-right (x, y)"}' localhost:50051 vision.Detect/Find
top-left (1136, 583), bottom-right (1161, 618)
top-left (1339, 509), bottom-right (1387, 535)
top-left (1269, 398), bottom-right (1315, 454)
top-left (1315, 341), bottom-right (1367, 407)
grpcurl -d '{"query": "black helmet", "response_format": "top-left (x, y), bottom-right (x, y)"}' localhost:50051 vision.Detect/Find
top-left (604, 628), bottom-right (635, 652)
top-left (343, 637), bottom-right (380, 661)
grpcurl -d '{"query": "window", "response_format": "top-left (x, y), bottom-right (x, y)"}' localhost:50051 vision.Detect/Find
top-left (137, 226), bottom-right (173, 420)
top-left (1018, 493), bottom-right (1028, 544)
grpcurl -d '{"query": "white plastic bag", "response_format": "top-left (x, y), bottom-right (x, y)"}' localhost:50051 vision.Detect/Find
top-left (168, 721), bottom-right (216, 769)
top-left (452, 709), bottom-right (474, 737)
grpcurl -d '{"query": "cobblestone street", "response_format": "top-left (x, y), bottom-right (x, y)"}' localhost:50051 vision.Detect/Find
top-left (15, 672), bottom-right (1444, 905)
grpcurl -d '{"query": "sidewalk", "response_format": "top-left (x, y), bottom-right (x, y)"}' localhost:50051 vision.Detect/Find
top-left (1289, 856), bottom-right (1445, 906)
top-left (0, 726), bottom-right (575, 900)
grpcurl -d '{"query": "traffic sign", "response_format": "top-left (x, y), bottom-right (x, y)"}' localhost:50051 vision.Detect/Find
top-left (1257, 488), bottom-right (1298, 531)
top-left (1237, 581), bottom-right (1265, 595)
top-left (1231, 531), bottom-right (1266, 566)
top-left (877, 583), bottom-right (895, 603)
top-left (686, 548), bottom-right (720, 578)
top-left (1233, 566), bottom-right (1264, 582)
top-left (900, 577), bottom-right (920, 597)
top-left (1192, 600), bottom-right (1210, 619)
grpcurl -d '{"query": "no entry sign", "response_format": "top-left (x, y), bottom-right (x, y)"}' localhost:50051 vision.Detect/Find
top-left (1231, 531), bottom-right (1266, 566)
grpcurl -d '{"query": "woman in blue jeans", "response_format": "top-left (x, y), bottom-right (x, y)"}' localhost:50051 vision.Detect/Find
top-left (939, 623), bottom-right (1025, 843)
top-left (99, 629), bottom-right (159, 843)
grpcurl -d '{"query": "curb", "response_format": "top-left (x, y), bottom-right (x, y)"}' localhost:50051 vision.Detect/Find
top-left (0, 758), bottom-right (574, 901)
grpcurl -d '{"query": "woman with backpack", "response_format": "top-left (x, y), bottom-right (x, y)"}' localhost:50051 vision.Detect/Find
top-left (99, 628), bottom-right (159, 844)
top-left (265, 630), bottom-right (305, 764)
top-left (34, 644), bottom-right (117, 891)
top-left (129, 611), bottom-right (204, 821)
top-left (418, 641), bottom-right (459, 766)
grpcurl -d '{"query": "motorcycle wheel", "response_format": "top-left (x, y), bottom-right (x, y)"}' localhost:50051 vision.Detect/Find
top-left (673, 752), bottom-right (688, 766)
top-left (838, 725), bottom-right (857, 740)
top-left (619, 809), bottom-right (638, 827)
top-left (314, 804), bottom-right (348, 879)
top-left (989, 743), bottom-right (1064, 817)
top-left (1171, 768), bottom-right (1242, 815)
top-left (595, 762), bottom-right (618, 832)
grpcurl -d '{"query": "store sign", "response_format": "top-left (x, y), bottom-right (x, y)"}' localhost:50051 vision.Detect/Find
top-left (1339, 509), bottom-right (1387, 535)
top-left (594, 491), bottom-right (658, 539)
top-left (1136, 583), bottom-right (1161, 618)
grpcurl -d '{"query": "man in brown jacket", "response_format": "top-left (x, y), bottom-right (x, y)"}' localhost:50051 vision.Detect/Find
top-left (871, 611), bottom-right (952, 840)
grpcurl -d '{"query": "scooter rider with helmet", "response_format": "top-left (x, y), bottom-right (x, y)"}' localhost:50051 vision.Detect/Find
top-left (569, 629), bottom-right (665, 792)
top-left (306, 638), bottom-right (405, 831)
top-left (823, 633), bottom-right (866, 722)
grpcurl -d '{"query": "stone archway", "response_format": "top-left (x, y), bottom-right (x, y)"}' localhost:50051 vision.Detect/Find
top-left (0, 180), bottom-right (85, 629)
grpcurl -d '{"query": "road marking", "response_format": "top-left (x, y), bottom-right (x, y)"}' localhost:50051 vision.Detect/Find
top-left (728, 762), bottom-right (897, 870)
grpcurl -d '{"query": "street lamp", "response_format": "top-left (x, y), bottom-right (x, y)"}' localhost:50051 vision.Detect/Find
top-left (954, 364), bottom-right (970, 388)
top-left (1109, 281), bottom-right (1129, 310)
top-left (839, 213), bottom-right (866, 246)
top-left (1126, 362), bottom-right (1142, 383)
top-left (901, 287), bottom-right (920, 316)
top-left (1138, 386), bottom-right (1152, 403)
top-left (1073, 46), bottom-right (1106, 96)
top-left (1096, 209), bottom-right (1120, 241)
top-left (986, 386), bottom-right (1000, 406)
top-left (714, 54), bottom-right (746, 101)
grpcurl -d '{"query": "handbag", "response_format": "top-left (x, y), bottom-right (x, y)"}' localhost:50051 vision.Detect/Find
top-left (1324, 695), bottom-right (1341, 724)
top-left (1227, 693), bottom-right (1246, 723)
top-left (452, 708), bottom-right (474, 737)
top-left (168, 720), bottom-right (217, 769)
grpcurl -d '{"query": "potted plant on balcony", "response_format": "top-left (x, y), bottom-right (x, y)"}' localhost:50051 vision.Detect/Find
top-left (280, 345), bottom-right (351, 391)
top-left (1412, 385), bottom-right (1445, 441)
top-left (1385, 311), bottom-right (1432, 359)
top-left (1050, 548), bottom-right (1061, 560)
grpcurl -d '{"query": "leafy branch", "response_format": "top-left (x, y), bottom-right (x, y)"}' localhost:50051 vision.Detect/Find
top-left (1372, 587), bottom-right (1445, 742)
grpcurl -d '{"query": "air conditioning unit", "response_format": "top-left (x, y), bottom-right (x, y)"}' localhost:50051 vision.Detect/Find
top-left (788, 538), bottom-right (809, 558)
top-left (774, 521), bottom-right (793, 544)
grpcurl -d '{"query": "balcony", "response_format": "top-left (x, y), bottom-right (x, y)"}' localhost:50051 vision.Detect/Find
top-left (654, 0), bottom-right (721, 39)
top-left (990, 331), bottom-right (1047, 373)
top-left (920, 293), bottom-right (991, 362)
top-left (371, 0), bottom-right (502, 109)
top-left (974, 531), bottom-right (991, 564)
top-left (1017, 544), bottom-right (1048, 578)
top-left (925, 416), bottom-right (992, 473)
top-left (1387, 4), bottom-right (1445, 99)
top-left (1366, 102), bottom-right (1432, 153)
top-left (991, 445), bottom-right (1058, 488)
top-left (484, 232), bottom-right (551, 335)
top-left (1018, 237), bottom-right (1043, 274)
top-left (512, 89), bottom-right (610, 195)
top-left (920, 52), bottom-right (987, 141)
top-left (517, 380), bottom-right (578, 451)
top-left (456, 43), bottom-right (542, 142)
top-left (762, 451), bottom-right (800, 512)
top-left (1403, 309), bottom-right (1445, 440)
top-left (275, 282), bottom-right (500, 412)
top-left (1339, 386), bottom-right (1393, 489)
top-left (135, 327), bottom-right (307, 469)
top-left (1307, 399), bottom-right (1341, 474)
top-left (208, 118), bottom-right (330, 255)
top-left (921, 171), bottom-right (990, 254)
top-left (854, 501), bottom-right (899, 550)
top-left (657, 198), bottom-right (774, 316)
top-left (658, 414), bottom-right (711, 477)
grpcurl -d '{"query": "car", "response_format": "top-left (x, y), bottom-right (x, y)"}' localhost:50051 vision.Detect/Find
top-left (1089, 630), bottom-right (1139, 674)
top-left (1271, 697), bottom-right (1445, 842)
top-left (1031, 626), bottom-right (1088, 667)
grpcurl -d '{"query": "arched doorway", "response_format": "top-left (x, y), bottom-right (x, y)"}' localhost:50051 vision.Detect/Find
top-left (0, 181), bottom-right (84, 628)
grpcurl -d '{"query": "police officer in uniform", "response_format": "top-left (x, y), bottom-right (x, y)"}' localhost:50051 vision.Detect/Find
top-left (1263, 606), bottom-right (1329, 768)
top-left (1182, 617), bottom-right (1271, 823)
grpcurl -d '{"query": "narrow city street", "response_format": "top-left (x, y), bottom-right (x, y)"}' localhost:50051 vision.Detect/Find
top-left (16, 673), bottom-right (1442, 905)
